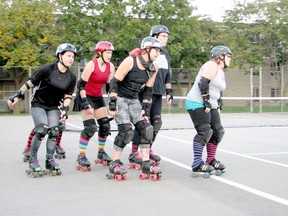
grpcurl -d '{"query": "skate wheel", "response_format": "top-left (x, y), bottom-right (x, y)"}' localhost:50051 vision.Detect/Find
top-left (122, 175), bottom-right (127, 180)
top-left (32, 172), bottom-right (39, 178)
top-left (203, 173), bottom-right (210, 178)
top-left (139, 173), bottom-right (148, 180)
top-left (106, 174), bottom-right (113, 179)
top-left (94, 159), bottom-right (100, 164)
top-left (23, 157), bottom-right (29, 163)
top-left (149, 174), bottom-right (157, 181)
top-left (81, 166), bottom-right (87, 172)
top-left (63, 155), bottom-right (66, 159)
top-left (76, 165), bottom-right (81, 170)
top-left (135, 164), bottom-right (141, 170)
top-left (56, 170), bottom-right (62, 176)
top-left (87, 166), bottom-right (92, 172)
top-left (215, 170), bottom-right (222, 176)
top-left (102, 161), bottom-right (108, 166)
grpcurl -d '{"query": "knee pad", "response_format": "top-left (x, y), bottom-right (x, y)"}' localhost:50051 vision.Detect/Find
top-left (194, 123), bottom-right (213, 145)
top-left (81, 119), bottom-right (97, 139)
top-left (34, 124), bottom-right (49, 140)
top-left (48, 126), bottom-right (60, 141)
top-left (58, 122), bottom-right (66, 133)
top-left (97, 117), bottom-right (111, 137)
top-left (135, 120), bottom-right (153, 144)
top-left (114, 124), bottom-right (134, 148)
top-left (151, 115), bottom-right (162, 133)
top-left (211, 123), bottom-right (225, 143)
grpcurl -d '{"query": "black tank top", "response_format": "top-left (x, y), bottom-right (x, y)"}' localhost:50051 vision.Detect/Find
top-left (117, 57), bottom-right (149, 99)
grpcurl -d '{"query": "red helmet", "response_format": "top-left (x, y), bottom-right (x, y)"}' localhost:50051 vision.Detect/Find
top-left (95, 41), bottom-right (114, 53)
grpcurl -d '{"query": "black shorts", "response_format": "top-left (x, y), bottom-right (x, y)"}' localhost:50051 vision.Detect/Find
top-left (87, 95), bottom-right (106, 109)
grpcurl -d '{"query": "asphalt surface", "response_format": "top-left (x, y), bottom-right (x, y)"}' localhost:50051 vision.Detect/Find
top-left (1, 112), bottom-right (288, 216)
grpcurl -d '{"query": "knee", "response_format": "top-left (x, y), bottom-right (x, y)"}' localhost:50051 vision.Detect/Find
top-left (114, 123), bottom-right (134, 148)
top-left (81, 119), bottom-right (97, 139)
top-left (97, 117), bottom-right (111, 137)
top-left (194, 124), bottom-right (213, 145)
top-left (48, 126), bottom-right (60, 141)
top-left (34, 124), bottom-right (49, 140)
top-left (135, 120), bottom-right (153, 143)
top-left (211, 124), bottom-right (225, 143)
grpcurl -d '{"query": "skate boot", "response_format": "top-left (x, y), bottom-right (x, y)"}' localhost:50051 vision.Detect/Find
top-left (139, 160), bottom-right (162, 180)
top-left (44, 158), bottom-right (62, 176)
top-left (76, 154), bottom-right (91, 172)
top-left (192, 162), bottom-right (214, 178)
top-left (149, 148), bottom-right (161, 165)
top-left (127, 151), bottom-right (142, 170)
top-left (22, 147), bottom-right (30, 163)
top-left (54, 145), bottom-right (66, 159)
top-left (106, 160), bottom-right (127, 181)
top-left (94, 150), bottom-right (112, 166)
top-left (26, 158), bottom-right (44, 178)
top-left (210, 159), bottom-right (226, 176)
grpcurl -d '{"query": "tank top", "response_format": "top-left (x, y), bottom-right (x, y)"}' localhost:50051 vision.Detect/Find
top-left (85, 59), bottom-right (110, 97)
top-left (117, 57), bottom-right (150, 99)
top-left (186, 66), bottom-right (226, 109)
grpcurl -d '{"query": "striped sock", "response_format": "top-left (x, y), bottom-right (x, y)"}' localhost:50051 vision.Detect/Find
top-left (79, 136), bottom-right (89, 155)
top-left (192, 141), bottom-right (204, 171)
top-left (27, 131), bottom-right (35, 148)
top-left (98, 136), bottom-right (106, 151)
top-left (206, 143), bottom-right (218, 164)
top-left (56, 132), bottom-right (63, 147)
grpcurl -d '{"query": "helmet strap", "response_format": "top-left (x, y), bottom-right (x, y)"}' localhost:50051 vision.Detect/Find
top-left (219, 55), bottom-right (228, 69)
top-left (59, 55), bottom-right (69, 69)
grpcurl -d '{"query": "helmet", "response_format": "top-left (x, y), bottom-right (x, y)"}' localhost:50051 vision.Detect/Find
top-left (150, 25), bottom-right (169, 36)
top-left (56, 43), bottom-right (77, 58)
top-left (141, 36), bottom-right (162, 50)
top-left (210, 46), bottom-right (232, 59)
top-left (95, 41), bottom-right (114, 53)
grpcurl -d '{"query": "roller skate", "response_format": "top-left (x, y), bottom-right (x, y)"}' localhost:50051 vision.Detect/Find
top-left (54, 145), bottom-right (66, 159)
top-left (191, 162), bottom-right (214, 178)
top-left (94, 150), bottom-right (112, 166)
top-left (106, 160), bottom-right (127, 181)
top-left (127, 151), bottom-right (142, 170)
top-left (44, 158), bottom-right (62, 176)
top-left (149, 148), bottom-right (161, 165)
top-left (210, 159), bottom-right (226, 176)
top-left (22, 147), bottom-right (30, 163)
top-left (26, 158), bottom-right (44, 178)
top-left (76, 154), bottom-right (92, 172)
top-left (139, 160), bottom-right (162, 181)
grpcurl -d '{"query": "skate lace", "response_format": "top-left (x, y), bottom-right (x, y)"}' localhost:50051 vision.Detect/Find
top-left (135, 151), bottom-right (142, 159)
top-left (150, 165), bottom-right (161, 173)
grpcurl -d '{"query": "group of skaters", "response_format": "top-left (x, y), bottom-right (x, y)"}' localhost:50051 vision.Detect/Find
top-left (7, 24), bottom-right (232, 180)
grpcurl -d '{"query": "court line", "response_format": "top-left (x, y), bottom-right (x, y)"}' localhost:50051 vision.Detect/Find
top-left (66, 122), bottom-right (288, 206)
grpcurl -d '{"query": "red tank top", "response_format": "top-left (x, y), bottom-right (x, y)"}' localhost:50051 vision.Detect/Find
top-left (85, 59), bottom-right (110, 97)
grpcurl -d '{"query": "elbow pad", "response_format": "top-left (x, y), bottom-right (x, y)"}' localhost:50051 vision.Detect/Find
top-left (198, 77), bottom-right (210, 95)
top-left (77, 79), bottom-right (87, 91)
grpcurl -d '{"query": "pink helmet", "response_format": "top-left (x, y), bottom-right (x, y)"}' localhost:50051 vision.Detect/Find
top-left (95, 41), bottom-right (114, 53)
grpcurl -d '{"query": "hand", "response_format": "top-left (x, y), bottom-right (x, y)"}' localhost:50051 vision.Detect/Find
top-left (81, 97), bottom-right (91, 110)
top-left (166, 95), bottom-right (172, 105)
top-left (7, 97), bottom-right (19, 108)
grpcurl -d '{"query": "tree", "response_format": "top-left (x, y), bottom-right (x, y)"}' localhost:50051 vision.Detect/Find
top-left (0, 0), bottom-right (61, 113)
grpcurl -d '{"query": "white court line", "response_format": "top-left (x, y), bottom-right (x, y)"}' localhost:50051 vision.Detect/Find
top-left (245, 152), bottom-right (288, 156)
top-left (66, 122), bottom-right (288, 206)
top-left (159, 135), bottom-right (288, 168)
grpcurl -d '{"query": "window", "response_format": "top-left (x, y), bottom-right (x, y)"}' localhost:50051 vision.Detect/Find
top-left (3, 85), bottom-right (15, 99)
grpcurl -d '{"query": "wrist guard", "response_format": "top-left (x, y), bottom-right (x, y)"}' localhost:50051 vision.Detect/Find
top-left (166, 88), bottom-right (173, 101)
top-left (61, 106), bottom-right (69, 119)
top-left (81, 97), bottom-right (90, 110)
top-left (108, 96), bottom-right (117, 111)
top-left (9, 90), bottom-right (23, 102)
top-left (203, 95), bottom-right (212, 108)
top-left (142, 102), bottom-right (150, 117)
top-left (217, 97), bottom-right (223, 110)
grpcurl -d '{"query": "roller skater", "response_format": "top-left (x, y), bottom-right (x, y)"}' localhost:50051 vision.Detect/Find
top-left (191, 162), bottom-right (214, 178)
top-left (127, 151), bottom-right (142, 170)
top-left (26, 158), bottom-right (44, 178)
top-left (76, 154), bottom-right (92, 172)
top-left (139, 160), bottom-right (162, 181)
top-left (106, 160), bottom-right (127, 181)
top-left (130, 25), bottom-right (173, 166)
top-left (186, 45), bottom-right (232, 178)
top-left (108, 36), bottom-right (162, 180)
top-left (73, 41), bottom-right (115, 170)
top-left (45, 158), bottom-right (62, 176)
top-left (7, 43), bottom-right (77, 178)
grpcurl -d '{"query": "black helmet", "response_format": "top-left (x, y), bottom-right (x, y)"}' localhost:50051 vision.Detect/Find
top-left (141, 36), bottom-right (162, 50)
top-left (56, 43), bottom-right (77, 59)
top-left (150, 25), bottom-right (169, 37)
top-left (210, 46), bottom-right (232, 59)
